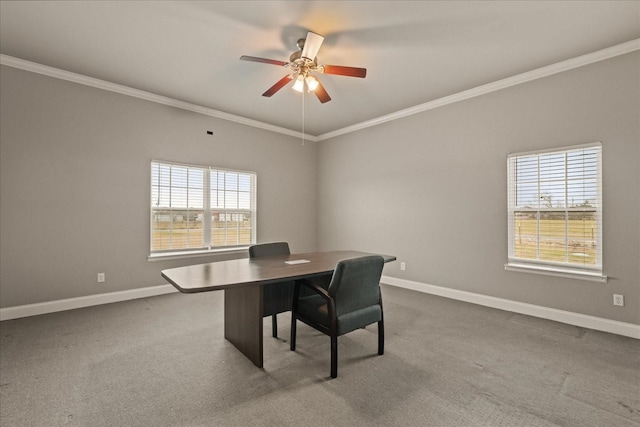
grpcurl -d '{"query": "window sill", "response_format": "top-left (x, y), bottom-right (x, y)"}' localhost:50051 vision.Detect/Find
top-left (505, 262), bottom-right (607, 283)
top-left (148, 247), bottom-right (250, 262)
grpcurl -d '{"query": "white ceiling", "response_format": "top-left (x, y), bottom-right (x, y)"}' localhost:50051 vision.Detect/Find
top-left (1, 1), bottom-right (638, 137)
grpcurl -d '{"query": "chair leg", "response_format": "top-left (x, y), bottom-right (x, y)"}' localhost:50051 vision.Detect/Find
top-left (378, 319), bottom-right (384, 355)
top-left (330, 333), bottom-right (338, 378)
top-left (290, 315), bottom-right (296, 351)
top-left (272, 314), bottom-right (278, 338)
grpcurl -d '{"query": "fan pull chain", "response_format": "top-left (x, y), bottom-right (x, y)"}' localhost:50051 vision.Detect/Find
top-left (301, 90), bottom-right (305, 145)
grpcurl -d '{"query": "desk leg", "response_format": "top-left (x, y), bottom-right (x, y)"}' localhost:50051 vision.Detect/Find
top-left (224, 284), bottom-right (263, 368)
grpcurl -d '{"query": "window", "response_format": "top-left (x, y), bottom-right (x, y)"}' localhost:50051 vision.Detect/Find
top-left (150, 161), bottom-right (256, 256)
top-left (506, 143), bottom-right (605, 281)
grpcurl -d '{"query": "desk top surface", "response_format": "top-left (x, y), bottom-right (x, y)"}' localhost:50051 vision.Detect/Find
top-left (161, 250), bottom-right (396, 293)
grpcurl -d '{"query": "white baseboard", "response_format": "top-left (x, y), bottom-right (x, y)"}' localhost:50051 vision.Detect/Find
top-left (0, 285), bottom-right (178, 321)
top-left (3, 279), bottom-right (638, 340)
top-left (381, 275), bottom-right (640, 339)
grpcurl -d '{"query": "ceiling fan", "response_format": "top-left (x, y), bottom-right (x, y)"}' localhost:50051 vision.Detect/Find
top-left (240, 31), bottom-right (366, 103)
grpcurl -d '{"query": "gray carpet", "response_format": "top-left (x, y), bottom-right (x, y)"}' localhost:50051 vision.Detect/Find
top-left (1, 284), bottom-right (638, 427)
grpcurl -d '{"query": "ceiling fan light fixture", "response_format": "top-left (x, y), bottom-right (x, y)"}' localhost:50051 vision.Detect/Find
top-left (240, 30), bottom-right (366, 103)
top-left (305, 75), bottom-right (319, 92)
top-left (300, 32), bottom-right (325, 61)
top-left (292, 74), bottom-right (305, 92)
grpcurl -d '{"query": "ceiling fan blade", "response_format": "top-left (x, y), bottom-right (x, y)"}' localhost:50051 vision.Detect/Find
top-left (240, 55), bottom-right (288, 67)
top-left (301, 31), bottom-right (324, 60)
top-left (313, 80), bottom-right (331, 103)
top-left (262, 74), bottom-right (293, 97)
top-left (321, 65), bottom-right (367, 78)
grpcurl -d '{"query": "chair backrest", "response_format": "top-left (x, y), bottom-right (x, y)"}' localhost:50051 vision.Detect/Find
top-left (249, 242), bottom-right (290, 259)
top-left (328, 255), bottom-right (384, 317)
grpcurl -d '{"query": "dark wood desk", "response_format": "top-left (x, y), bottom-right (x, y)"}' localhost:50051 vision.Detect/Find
top-left (161, 250), bottom-right (396, 367)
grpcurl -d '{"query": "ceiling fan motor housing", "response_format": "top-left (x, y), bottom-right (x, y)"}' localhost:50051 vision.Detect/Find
top-left (289, 51), bottom-right (317, 67)
top-left (240, 31), bottom-right (365, 103)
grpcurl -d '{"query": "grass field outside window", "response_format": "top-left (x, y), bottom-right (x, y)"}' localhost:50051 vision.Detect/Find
top-left (507, 143), bottom-right (602, 274)
top-left (150, 161), bottom-right (256, 255)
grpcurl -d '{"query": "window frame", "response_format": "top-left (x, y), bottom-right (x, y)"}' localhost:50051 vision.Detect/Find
top-left (505, 142), bottom-right (607, 282)
top-left (149, 160), bottom-right (257, 260)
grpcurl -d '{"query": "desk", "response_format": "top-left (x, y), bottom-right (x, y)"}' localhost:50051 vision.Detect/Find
top-left (161, 250), bottom-right (396, 367)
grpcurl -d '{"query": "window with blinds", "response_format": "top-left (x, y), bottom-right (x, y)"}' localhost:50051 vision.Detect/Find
top-left (506, 143), bottom-right (603, 280)
top-left (150, 161), bottom-right (256, 254)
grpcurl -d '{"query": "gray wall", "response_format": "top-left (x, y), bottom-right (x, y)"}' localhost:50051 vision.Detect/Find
top-left (0, 65), bottom-right (318, 307)
top-left (317, 52), bottom-right (639, 325)
top-left (2, 52), bottom-right (639, 327)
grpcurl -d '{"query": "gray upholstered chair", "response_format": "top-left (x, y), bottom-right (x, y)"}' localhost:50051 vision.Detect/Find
top-left (290, 255), bottom-right (385, 378)
top-left (249, 242), bottom-right (294, 338)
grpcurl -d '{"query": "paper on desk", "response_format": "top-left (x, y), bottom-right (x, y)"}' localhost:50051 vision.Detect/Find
top-left (285, 259), bottom-right (311, 265)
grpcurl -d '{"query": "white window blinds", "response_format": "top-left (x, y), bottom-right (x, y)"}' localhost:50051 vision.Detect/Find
top-left (150, 161), bottom-right (256, 254)
top-left (507, 143), bottom-right (603, 277)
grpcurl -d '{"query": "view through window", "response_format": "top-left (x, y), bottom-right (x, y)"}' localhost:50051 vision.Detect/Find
top-left (150, 161), bottom-right (256, 254)
top-left (507, 143), bottom-right (602, 274)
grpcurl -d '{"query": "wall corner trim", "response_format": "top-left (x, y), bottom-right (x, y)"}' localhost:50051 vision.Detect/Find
top-left (2, 39), bottom-right (638, 142)
top-left (0, 54), bottom-right (316, 142)
top-left (381, 275), bottom-right (640, 339)
top-left (0, 285), bottom-right (178, 321)
top-left (315, 38), bottom-right (640, 141)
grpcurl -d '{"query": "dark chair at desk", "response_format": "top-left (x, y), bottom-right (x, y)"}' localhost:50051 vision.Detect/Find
top-left (290, 255), bottom-right (385, 378)
top-left (249, 242), bottom-right (294, 338)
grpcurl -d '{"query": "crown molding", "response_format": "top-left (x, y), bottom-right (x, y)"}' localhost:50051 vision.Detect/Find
top-left (2, 38), bottom-right (638, 142)
top-left (0, 54), bottom-right (317, 142)
top-left (315, 38), bottom-right (640, 141)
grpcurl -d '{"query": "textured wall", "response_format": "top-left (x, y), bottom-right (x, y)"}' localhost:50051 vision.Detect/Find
top-left (2, 52), bottom-right (639, 326)
top-left (317, 52), bottom-right (640, 325)
top-left (0, 66), bottom-right (318, 307)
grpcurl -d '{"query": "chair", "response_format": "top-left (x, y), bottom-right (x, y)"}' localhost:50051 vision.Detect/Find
top-left (290, 255), bottom-right (385, 378)
top-left (248, 242), bottom-right (294, 338)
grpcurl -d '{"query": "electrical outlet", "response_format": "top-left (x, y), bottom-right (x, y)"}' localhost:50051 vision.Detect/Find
top-left (97, 272), bottom-right (105, 283)
top-left (400, 262), bottom-right (406, 271)
top-left (613, 294), bottom-right (624, 307)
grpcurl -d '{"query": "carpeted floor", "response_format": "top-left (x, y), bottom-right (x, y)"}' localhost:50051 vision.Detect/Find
top-left (1, 284), bottom-right (638, 426)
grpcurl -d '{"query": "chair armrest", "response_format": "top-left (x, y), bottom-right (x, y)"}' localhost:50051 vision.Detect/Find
top-left (293, 278), bottom-right (337, 336)
top-left (297, 279), bottom-right (331, 301)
